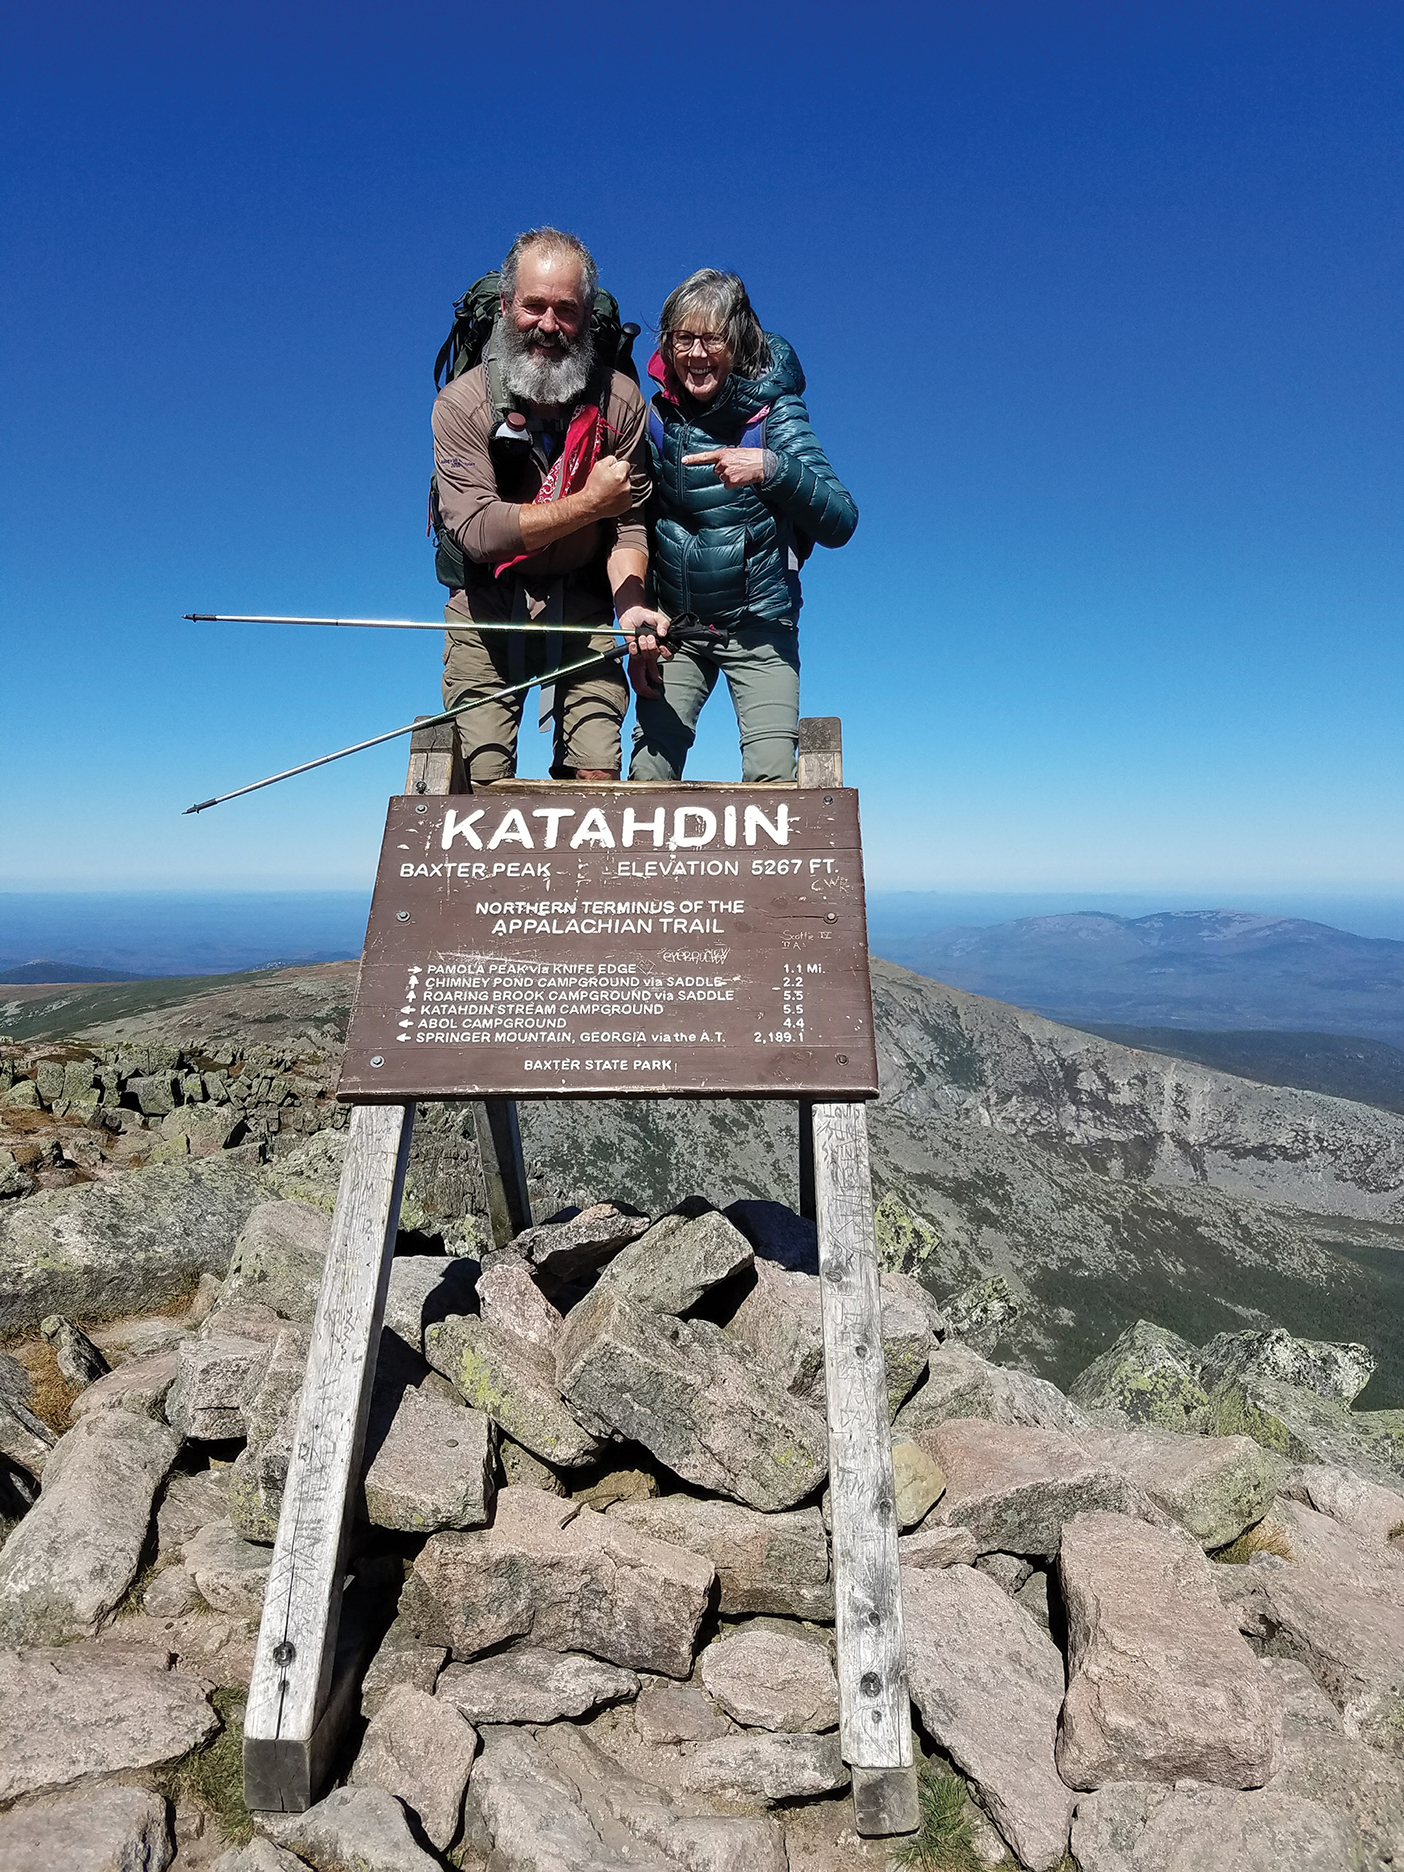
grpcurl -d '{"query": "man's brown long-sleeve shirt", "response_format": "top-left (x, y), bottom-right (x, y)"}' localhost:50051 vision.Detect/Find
top-left (431, 363), bottom-right (651, 625)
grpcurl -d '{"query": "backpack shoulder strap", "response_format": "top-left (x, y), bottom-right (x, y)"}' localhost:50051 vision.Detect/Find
top-left (648, 394), bottom-right (667, 455)
top-left (738, 403), bottom-right (771, 450)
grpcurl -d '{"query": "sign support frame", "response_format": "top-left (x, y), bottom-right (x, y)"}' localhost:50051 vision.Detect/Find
top-left (243, 717), bottom-right (917, 1838)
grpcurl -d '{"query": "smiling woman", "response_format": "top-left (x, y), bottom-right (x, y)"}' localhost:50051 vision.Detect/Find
top-left (628, 269), bottom-right (858, 786)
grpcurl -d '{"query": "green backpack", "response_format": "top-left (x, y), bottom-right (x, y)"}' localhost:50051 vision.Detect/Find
top-left (430, 273), bottom-right (641, 591)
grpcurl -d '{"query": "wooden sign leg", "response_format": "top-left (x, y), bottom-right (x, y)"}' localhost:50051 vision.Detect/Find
top-left (474, 1096), bottom-right (532, 1246)
top-left (245, 717), bottom-right (455, 1812)
top-left (813, 1098), bottom-right (918, 1836)
top-left (243, 1101), bottom-right (415, 1810)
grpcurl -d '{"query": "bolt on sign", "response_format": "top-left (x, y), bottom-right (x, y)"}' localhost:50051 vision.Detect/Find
top-left (338, 786), bottom-right (879, 1100)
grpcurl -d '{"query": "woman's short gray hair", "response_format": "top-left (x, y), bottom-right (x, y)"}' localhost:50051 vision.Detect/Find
top-left (659, 270), bottom-right (771, 380)
top-left (500, 227), bottom-right (598, 307)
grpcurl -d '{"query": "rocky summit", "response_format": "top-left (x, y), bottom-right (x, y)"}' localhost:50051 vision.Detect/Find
top-left (0, 960), bottom-right (1402, 1867)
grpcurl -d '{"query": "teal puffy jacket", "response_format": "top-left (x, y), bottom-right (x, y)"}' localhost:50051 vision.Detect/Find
top-left (645, 334), bottom-right (857, 626)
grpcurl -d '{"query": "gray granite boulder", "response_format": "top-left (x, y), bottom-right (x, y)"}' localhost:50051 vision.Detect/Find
top-left (350, 1683), bottom-right (479, 1852)
top-left (556, 1287), bottom-right (828, 1511)
top-left (469, 1725), bottom-right (678, 1872)
top-left (226, 1322), bottom-right (309, 1541)
top-left (0, 1784), bottom-right (173, 1872)
top-left (590, 1203), bottom-right (753, 1315)
top-left (437, 1646), bottom-right (639, 1724)
top-left (1071, 1781), bottom-right (1355, 1871)
top-left (540, 1719), bottom-right (789, 1871)
top-left (506, 1201), bottom-right (650, 1284)
top-left (1057, 1510), bottom-right (1282, 1790)
top-left (165, 1321), bottom-right (276, 1441)
top-left (39, 1314), bottom-right (109, 1388)
top-left (904, 1561), bottom-right (1074, 1871)
top-left (1068, 1321), bottom-right (1212, 1432)
top-left (156, 1466), bottom-right (232, 1558)
top-left (360, 1619), bottom-right (447, 1720)
top-left (633, 1680), bottom-right (732, 1744)
top-left (426, 1312), bottom-right (601, 1468)
top-left (1225, 1497), bottom-right (1404, 1748)
top-left (0, 1647), bottom-right (216, 1803)
top-left (1084, 1426), bottom-right (1282, 1549)
top-left (918, 1417), bottom-right (1166, 1558)
top-left (1283, 1460), bottom-right (1404, 1547)
top-left (398, 1486), bottom-right (712, 1676)
top-left (0, 1155), bottom-right (267, 1333)
top-left (898, 1524), bottom-right (979, 1568)
top-left (362, 1343), bottom-right (495, 1534)
top-left (1263, 1658), bottom-right (1404, 1867)
top-left (697, 1625), bottom-right (838, 1732)
top-left (607, 1496), bottom-right (832, 1617)
top-left (70, 1348), bottom-right (180, 1422)
top-left (216, 1198), bottom-right (332, 1322)
top-left (0, 1411), bottom-right (181, 1643)
top-left (891, 1437), bottom-right (946, 1528)
top-left (212, 1841), bottom-right (305, 1872)
top-left (719, 1253), bottom-right (930, 1415)
top-left (475, 1254), bottom-right (563, 1347)
top-left (258, 1785), bottom-right (440, 1872)
top-left (1208, 1371), bottom-right (1404, 1488)
top-left (671, 1732), bottom-right (849, 1805)
top-left (382, 1253), bottom-right (481, 1354)
top-left (1200, 1327), bottom-right (1375, 1405)
top-left (183, 1519), bottom-right (271, 1617)
top-left (942, 1273), bottom-right (1018, 1357)
top-left (898, 1340), bottom-right (1094, 1438)
top-left (0, 1391), bottom-right (55, 1479)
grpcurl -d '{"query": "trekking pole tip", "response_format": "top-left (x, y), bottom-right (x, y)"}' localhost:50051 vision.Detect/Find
top-left (185, 799), bottom-right (218, 815)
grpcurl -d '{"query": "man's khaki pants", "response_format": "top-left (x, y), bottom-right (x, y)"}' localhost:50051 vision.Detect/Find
top-left (442, 615), bottom-right (628, 782)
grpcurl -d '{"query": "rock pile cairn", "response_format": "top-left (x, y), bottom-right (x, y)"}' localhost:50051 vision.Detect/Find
top-left (0, 1190), bottom-right (1401, 1869)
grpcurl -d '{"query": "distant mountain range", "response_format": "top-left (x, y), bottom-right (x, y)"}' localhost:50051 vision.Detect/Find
top-left (0, 960), bottom-right (148, 984)
top-left (871, 910), bottom-right (1404, 1047)
top-left (12, 956), bottom-right (1404, 1405)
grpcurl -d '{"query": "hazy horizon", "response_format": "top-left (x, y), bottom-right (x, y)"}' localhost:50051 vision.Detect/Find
top-left (5, 886), bottom-right (1404, 981)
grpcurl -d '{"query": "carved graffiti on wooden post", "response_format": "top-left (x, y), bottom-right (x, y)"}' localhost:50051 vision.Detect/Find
top-left (338, 786), bottom-right (878, 1101)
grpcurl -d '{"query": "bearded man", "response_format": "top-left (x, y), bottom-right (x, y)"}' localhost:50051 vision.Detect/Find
top-left (431, 226), bottom-right (664, 781)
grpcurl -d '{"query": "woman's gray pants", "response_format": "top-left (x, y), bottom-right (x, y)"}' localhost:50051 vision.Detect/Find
top-left (628, 621), bottom-right (801, 783)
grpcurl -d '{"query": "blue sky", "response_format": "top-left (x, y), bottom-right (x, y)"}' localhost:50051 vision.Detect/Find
top-left (2, 0), bottom-right (1400, 897)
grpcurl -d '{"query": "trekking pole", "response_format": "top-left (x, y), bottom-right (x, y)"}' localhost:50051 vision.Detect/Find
top-left (182, 644), bottom-right (629, 815)
top-left (184, 613), bottom-right (614, 634)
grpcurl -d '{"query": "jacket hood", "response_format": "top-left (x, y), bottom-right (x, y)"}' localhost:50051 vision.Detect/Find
top-left (648, 332), bottom-right (805, 416)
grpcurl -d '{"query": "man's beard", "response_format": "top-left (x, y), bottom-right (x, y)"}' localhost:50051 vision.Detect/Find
top-left (498, 321), bottom-right (597, 408)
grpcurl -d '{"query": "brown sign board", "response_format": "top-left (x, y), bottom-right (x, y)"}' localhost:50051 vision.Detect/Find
top-left (337, 786), bottom-right (878, 1101)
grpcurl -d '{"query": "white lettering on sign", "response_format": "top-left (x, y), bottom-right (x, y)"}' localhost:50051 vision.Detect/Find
top-left (441, 807), bottom-right (487, 850)
top-left (437, 802), bottom-right (793, 856)
top-left (622, 806), bottom-right (665, 848)
top-left (487, 809), bottom-right (533, 850)
top-left (669, 807), bottom-right (716, 850)
top-left (570, 808), bottom-right (616, 849)
top-left (744, 803), bottom-right (790, 846)
top-left (531, 808), bottom-right (576, 847)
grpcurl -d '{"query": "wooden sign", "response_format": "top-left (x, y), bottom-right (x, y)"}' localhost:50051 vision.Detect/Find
top-left (337, 786), bottom-right (879, 1100)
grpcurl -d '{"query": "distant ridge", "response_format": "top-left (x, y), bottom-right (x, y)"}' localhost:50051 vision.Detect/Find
top-left (1076, 1025), bottom-right (1404, 1117)
top-left (873, 909), bottom-right (1404, 1047)
top-left (0, 960), bottom-right (149, 984)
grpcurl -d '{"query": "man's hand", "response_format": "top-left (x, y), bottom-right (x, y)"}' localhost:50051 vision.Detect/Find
top-left (619, 602), bottom-right (671, 701)
top-left (617, 605), bottom-right (672, 657)
top-left (582, 454), bottom-right (634, 519)
top-left (682, 447), bottom-right (768, 488)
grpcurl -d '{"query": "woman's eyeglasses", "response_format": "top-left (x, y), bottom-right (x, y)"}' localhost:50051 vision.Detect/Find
top-left (669, 331), bottom-right (728, 357)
